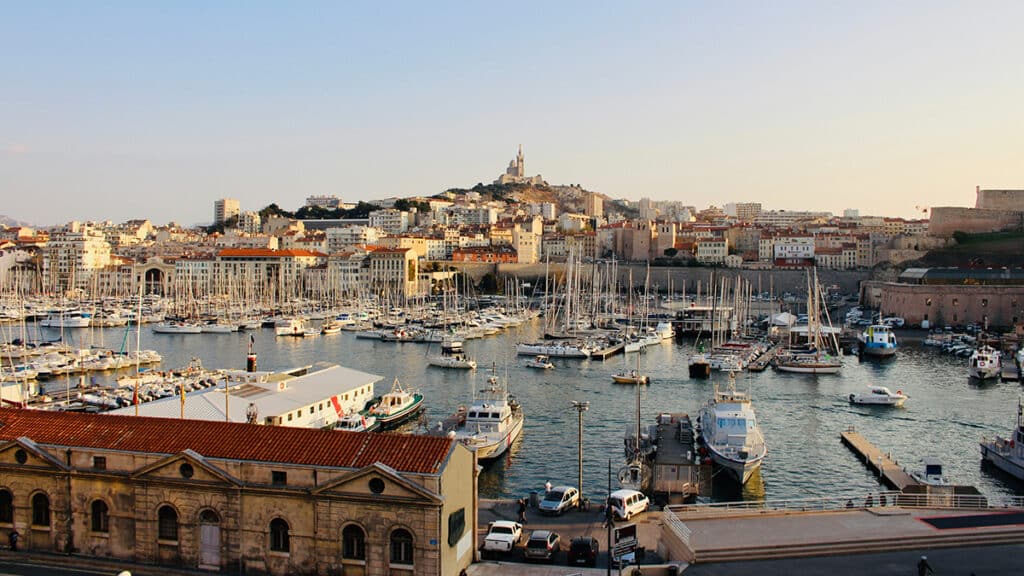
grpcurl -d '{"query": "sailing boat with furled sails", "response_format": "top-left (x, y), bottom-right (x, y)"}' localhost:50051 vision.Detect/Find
top-left (774, 268), bottom-right (842, 374)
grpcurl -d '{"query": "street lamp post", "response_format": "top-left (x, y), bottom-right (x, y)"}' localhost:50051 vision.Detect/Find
top-left (571, 400), bottom-right (589, 507)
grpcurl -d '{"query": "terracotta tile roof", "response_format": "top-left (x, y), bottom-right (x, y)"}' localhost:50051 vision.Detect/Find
top-left (0, 408), bottom-right (454, 475)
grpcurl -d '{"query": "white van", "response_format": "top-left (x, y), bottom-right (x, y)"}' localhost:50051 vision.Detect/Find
top-left (607, 489), bottom-right (650, 521)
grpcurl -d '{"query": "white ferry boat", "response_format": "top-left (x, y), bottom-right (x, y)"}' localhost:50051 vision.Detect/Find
top-left (968, 346), bottom-right (1001, 380)
top-left (697, 372), bottom-right (767, 485)
top-left (452, 373), bottom-right (524, 461)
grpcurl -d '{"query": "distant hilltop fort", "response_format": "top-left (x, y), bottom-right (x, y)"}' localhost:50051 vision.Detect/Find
top-left (494, 144), bottom-right (545, 186)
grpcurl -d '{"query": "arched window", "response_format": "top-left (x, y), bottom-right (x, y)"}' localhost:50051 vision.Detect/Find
top-left (199, 509), bottom-right (220, 524)
top-left (0, 490), bottom-right (12, 524)
top-left (91, 500), bottom-right (109, 533)
top-left (342, 524), bottom-right (366, 560)
top-left (389, 528), bottom-right (414, 566)
top-left (31, 493), bottom-right (49, 527)
top-left (158, 505), bottom-right (178, 541)
top-left (269, 518), bottom-right (289, 553)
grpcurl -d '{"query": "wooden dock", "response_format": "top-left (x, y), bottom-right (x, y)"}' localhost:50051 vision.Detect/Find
top-left (1000, 356), bottom-right (1022, 382)
top-left (746, 344), bottom-right (781, 372)
top-left (591, 342), bottom-right (624, 359)
top-left (840, 427), bottom-right (920, 490)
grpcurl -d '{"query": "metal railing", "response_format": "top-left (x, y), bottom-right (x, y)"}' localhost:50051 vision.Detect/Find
top-left (665, 491), bottom-right (1024, 518)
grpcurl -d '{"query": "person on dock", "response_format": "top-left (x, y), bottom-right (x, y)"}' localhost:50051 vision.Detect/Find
top-left (7, 529), bottom-right (18, 551)
top-left (917, 555), bottom-right (933, 576)
top-left (544, 480), bottom-right (552, 494)
top-left (517, 498), bottom-right (527, 524)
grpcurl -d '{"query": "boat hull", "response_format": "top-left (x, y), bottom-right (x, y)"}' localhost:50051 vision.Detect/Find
top-left (688, 362), bottom-right (711, 379)
top-left (374, 395), bottom-right (425, 430)
top-left (860, 344), bottom-right (897, 357)
top-left (465, 414), bottom-right (524, 461)
top-left (775, 362), bottom-right (841, 374)
top-left (706, 447), bottom-right (764, 485)
top-left (981, 443), bottom-right (1024, 481)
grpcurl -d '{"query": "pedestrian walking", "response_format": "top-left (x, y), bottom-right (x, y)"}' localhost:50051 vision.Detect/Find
top-left (7, 529), bottom-right (18, 551)
top-left (517, 497), bottom-right (527, 524)
top-left (917, 555), bottom-right (933, 576)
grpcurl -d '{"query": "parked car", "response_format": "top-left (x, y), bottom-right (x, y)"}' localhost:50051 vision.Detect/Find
top-left (538, 485), bottom-right (580, 515)
top-left (524, 529), bottom-right (561, 562)
top-left (607, 488), bottom-right (650, 521)
top-left (567, 536), bottom-right (599, 567)
top-left (482, 520), bottom-right (522, 556)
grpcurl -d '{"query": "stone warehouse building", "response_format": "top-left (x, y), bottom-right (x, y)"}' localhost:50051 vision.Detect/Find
top-left (861, 267), bottom-right (1024, 329)
top-left (0, 409), bottom-right (476, 576)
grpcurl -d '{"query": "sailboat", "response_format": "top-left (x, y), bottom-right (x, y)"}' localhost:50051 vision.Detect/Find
top-left (619, 362), bottom-right (652, 491)
top-left (774, 268), bottom-right (841, 374)
top-left (697, 371), bottom-right (767, 484)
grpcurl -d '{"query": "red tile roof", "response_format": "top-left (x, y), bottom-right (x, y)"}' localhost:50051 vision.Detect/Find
top-left (0, 408), bottom-right (454, 475)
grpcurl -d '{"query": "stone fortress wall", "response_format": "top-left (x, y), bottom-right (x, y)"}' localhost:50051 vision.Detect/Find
top-left (928, 188), bottom-right (1024, 238)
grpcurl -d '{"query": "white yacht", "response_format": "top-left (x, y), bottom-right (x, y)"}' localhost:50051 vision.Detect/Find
top-left (427, 341), bottom-right (477, 370)
top-left (152, 320), bottom-right (202, 334)
top-left (452, 373), bottom-right (524, 461)
top-left (697, 372), bottom-right (767, 484)
top-left (39, 310), bottom-right (92, 328)
top-left (848, 385), bottom-right (907, 407)
top-left (968, 345), bottom-right (1001, 380)
top-left (654, 321), bottom-right (674, 340)
top-left (980, 399), bottom-right (1024, 481)
top-left (515, 340), bottom-right (594, 358)
top-left (275, 318), bottom-right (306, 337)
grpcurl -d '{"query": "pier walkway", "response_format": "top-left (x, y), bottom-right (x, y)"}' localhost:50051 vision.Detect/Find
top-left (840, 427), bottom-right (920, 490)
top-left (746, 343), bottom-right (781, 372)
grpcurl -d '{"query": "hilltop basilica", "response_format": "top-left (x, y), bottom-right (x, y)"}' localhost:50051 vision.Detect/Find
top-left (494, 144), bottom-right (545, 186)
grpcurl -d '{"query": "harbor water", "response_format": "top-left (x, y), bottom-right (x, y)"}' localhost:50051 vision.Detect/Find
top-left (18, 319), bottom-right (1024, 503)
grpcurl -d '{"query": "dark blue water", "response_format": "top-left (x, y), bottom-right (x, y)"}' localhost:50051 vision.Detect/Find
top-left (18, 320), bottom-right (1024, 503)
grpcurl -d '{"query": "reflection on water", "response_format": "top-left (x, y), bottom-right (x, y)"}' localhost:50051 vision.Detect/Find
top-left (30, 320), bottom-right (1024, 502)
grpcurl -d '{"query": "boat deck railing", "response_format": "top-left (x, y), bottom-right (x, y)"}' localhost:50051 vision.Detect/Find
top-left (666, 491), bottom-right (1024, 519)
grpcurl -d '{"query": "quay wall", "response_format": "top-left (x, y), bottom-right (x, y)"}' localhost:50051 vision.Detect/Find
top-left (436, 262), bottom-right (870, 296)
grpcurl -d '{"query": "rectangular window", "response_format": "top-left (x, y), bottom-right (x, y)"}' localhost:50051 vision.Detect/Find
top-left (93, 456), bottom-right (107, 470)
top-left (272, 471), bottom-right (287, 486)
top-left (287, 413), bottom-right (293, 421)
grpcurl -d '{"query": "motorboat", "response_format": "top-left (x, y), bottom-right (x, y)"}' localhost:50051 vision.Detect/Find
top-left (848, 385), bottom-right (907, 407)
top-left (320, 321), bottom-right (343, 335)
top-left (451, 372), bottom-right (524, 461)
top-left (654, 321), bottom-right (674, 340)
top-left (368, 378), bottom-right (424, 430)
top-left (968, 345), bottom-right (1001, 380)
top-left (980, 398), bottom-right (1024, 481)
top-left (613, 353), bottom-right (649, 385)
top-left (525, 355), bottom-right (554, 370)
top-left (908, 458), bottom-right (950, 486)
top-left (516, 341), bottom-right (594, 358)
top-left (335, 412), bottom-right (380, 433)
top-left (612, 369), bottom-right (649, 385)
top-left (427, 341), bottom-right (477, 370)
top-left (697, 372), bottom-right (767, 484)
top-left (858, 324), bottom-right (897, 357)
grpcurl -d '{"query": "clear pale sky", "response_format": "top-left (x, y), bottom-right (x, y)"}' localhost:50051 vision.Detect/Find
top-left (3, 1), bottom-right (1023, 227)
